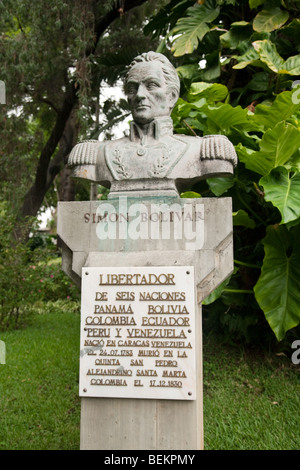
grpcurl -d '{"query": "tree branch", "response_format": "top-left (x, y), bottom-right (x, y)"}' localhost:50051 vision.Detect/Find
top-left (38, 96), bottom-right (60, 114)
top-left (16, 0), bottom-right (149, 239)
top-left (17, 83), bottom-right (78, 224)
top-left (87, 0), bottom-right (148, 56)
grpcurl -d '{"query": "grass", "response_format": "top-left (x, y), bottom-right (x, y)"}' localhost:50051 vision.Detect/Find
top-left (202, 338), bottom-right (300, 450)
top-left (0, 303), bottom-right (299, 450)
top-left (0, 302), bottom-right (81, 450)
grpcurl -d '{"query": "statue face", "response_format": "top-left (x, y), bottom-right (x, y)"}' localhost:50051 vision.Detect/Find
top-left (126, 61), bottom-right (175, 125)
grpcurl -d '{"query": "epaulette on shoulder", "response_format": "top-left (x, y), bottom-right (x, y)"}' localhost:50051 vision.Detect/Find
top-left (68, 140), bottom-right (99, 166)
top-left (200, 135), bottom-right (238, 167)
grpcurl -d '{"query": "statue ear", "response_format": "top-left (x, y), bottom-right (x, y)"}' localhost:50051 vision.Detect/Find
top-left (169, 89), bottom-right (179, 110)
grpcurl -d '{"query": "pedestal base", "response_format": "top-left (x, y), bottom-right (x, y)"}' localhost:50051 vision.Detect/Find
top-left (80, 306), bottom-right (202, 450)
top-left (57, 197), bottom-right (233, 450)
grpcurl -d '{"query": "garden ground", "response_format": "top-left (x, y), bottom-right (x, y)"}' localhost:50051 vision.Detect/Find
top-left (0, 304), bottom-right (299, 450)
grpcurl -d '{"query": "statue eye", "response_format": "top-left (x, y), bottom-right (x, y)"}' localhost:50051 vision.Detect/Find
top-left (147, 81), bottom-right (159, 89)
top-left (127, 83), bottom-right (137, 94)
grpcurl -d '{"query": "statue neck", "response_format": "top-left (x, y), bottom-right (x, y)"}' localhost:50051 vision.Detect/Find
top-left (130, 117), bottom-right (173, 143)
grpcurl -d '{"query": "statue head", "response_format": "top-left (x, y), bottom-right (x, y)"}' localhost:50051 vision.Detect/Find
top-left (124, 52), bottom-right (180, 126)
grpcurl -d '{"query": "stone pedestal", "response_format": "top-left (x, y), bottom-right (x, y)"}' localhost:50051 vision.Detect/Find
top-left (57, 197), bottom-right (233, 450)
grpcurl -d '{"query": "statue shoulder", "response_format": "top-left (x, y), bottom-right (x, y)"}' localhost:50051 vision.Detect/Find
top-left (171, 133), bottom-right (202, 153)
top-left (172, 133), bottom-right (201, 144)
top-left (68, 140), bottom-right (102, 166)
top-left (200, 134), bottom-right (238, 167)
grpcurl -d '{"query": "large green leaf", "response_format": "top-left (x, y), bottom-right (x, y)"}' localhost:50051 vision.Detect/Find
top-left (232, 47), bottom-right (262, 70)
top-left (253, 40), bottom-right (300, 75)
top-left (254, 224), bottom-right (300, 340)
top-left (234, 39), bottom-right (300, 76)
top-left (238, 122), bottom-right (300, 176)
top-left (249, 0), bottom-right (265, 8)
top-left (252, 40), bottom-right (285, 73)
top-left (253, 7), bottom-right (289, 32)
top-left (180, 191), bottom-right (201, 198)
top-left (202, 274), bottom-right (232, 305)
top-left (260, 167), bottom-right (300, 224)
top-left (171, 2), bottom-right (220, 57)
top-left (188, 82), bottom-right (228, 103)
top-left (207, 175), bottom-right (235, 196)
top-left (287, 148), bottom-right (300, 171)
top-left (220, 21), bottom-right (252, 49)
top-left (281, 19), bottom-right (300, 53)
top-left (176, 64), bottom-right (202, 82)
top-left (258, 122), bottom-right (300, 171)
top-left (283, 55), bottom-right (300, 75)
top-left (233, 210), bottom-right (256, 229)
top-left (247, 71), bottom-right (270, 91)
top-left (203, 103), bottom-right (251, 134)
top-left (253, 90), bottom-right (300, 129)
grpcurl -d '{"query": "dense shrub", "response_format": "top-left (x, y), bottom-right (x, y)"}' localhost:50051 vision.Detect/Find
top-left (0, 212), bottom-right (79, 330)
top-left (146, 0), bottom-right (300, 343)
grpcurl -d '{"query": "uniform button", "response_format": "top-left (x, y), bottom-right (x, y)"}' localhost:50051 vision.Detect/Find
top-left (137, 147), bottom-right (146, 156)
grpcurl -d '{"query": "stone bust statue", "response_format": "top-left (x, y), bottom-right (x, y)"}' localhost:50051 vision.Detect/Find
top-left (68, 51), bottom-right (237, 198)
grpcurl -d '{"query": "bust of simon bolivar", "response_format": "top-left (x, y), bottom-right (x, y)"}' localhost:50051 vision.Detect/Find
top-left (68, 51), bottom-right (237, 198)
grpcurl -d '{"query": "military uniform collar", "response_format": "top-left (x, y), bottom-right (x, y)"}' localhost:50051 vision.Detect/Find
top-left (130, 117), bottom-right (173, 142)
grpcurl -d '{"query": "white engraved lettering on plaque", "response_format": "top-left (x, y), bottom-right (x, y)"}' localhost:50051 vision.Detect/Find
top-left (79, 266), bottom-right (196, 400)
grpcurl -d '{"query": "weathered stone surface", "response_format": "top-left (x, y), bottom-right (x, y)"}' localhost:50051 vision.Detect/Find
top-left (57, 197), bottom-right (233, 302)
top-left (57, 51), bottom-right (236, 451)
top-left (67, 52), bottom-right (237, 198)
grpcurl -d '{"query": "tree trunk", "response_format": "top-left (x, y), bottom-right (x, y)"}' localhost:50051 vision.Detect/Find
top-left (14, 84), bottom-right (78, 240)
top-left (14, 0), bottom-right (148, 241)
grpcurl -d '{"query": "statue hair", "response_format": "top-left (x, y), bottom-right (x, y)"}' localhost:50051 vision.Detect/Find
top-left (125, 52), bottom-right (180, 100)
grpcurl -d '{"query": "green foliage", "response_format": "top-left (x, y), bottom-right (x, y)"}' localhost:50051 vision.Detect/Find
top-left (254, 224), bottom-right (300, 342)
top-left (235, 39), bottom-right (300, 75)
top-left (173, 86), bottom-right (300, 341)
top-left (252, 7), bottom-right (289, 32)
top-left (0, 0), bottom-right (162, 222)
top-left (260, 168), bottom-right (300, 224)
top-left (171, 1), bottom-right (220, 56)
top-left (0, 210), bottom-right (79, 330)
top-left (238, 121), bottom-right (300, 176)
top-left (148, 0), bottom-right (300, 342)
top-left (233, 210), bottom-right (256, 229)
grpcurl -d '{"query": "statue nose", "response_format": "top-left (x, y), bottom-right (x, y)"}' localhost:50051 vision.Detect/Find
top-left (136, 83), bottom-right (147, 100)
